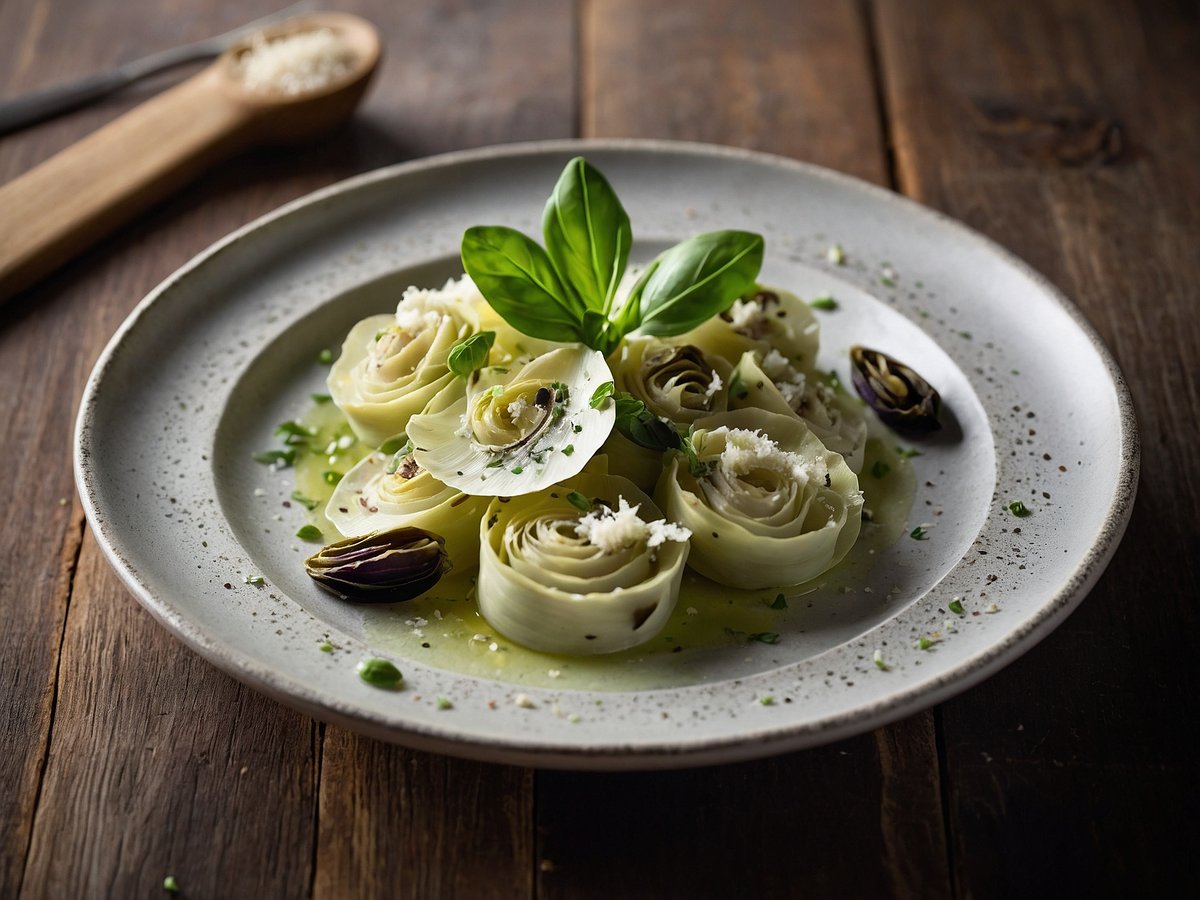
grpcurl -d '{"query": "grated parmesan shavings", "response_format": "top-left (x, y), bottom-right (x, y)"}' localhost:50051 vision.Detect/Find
top-left (573, 497), bottom-right (691, 553)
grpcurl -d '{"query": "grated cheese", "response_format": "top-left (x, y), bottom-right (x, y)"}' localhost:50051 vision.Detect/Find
top-left (234, 28), bottom-right (355, 94)
top-left (574, 497), bottom-right (691, 553)
top-left (706, 426), bottom-right (827, 486)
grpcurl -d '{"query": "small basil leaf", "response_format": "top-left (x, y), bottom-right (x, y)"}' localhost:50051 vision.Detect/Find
top-left (461, 226), bottom-right (585, 343)
top-left (447, 331), bottom-right (496, 377)
top-left (543, 157), bottom-right (632, 313)
top-left (637, 231), bottom-right (765, 336)
top-left (589, 381), bottom-right (615, 408)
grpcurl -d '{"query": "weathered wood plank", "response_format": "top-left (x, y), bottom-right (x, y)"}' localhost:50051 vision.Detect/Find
top-left (19, 533), bottom-right (320, 900)
top-left (873, 0), bottom-right (1200, 895)
top-left (314, 734), bottom-right (534, 900)
top-left (540, 3), bottom-right (951, 898)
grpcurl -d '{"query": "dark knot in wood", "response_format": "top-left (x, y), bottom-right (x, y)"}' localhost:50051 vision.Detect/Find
top-left (972, 99), bottom-right (1126, 167)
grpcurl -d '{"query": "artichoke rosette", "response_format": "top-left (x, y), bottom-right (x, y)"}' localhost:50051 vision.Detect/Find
top-left (729, 350), bottom-right (868, 472)
top-left (405, 346), bottom-right (615, 496)
top-left (656, 409), bottom-right (863, 589)
top-left (326, 449), bottom-right (489, 568)
top-left (329, 277), bottom-right (482, 446)
top-left (477, 472), bottom-right (691, 655)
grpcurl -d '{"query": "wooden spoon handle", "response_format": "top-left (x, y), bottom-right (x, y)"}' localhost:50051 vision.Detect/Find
top-left (0, 66), bottom-right (253, 302)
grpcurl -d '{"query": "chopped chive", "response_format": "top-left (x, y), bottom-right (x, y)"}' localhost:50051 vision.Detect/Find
top-left (573, 424), bottom-right (583, 433)
top-left (296, 524), bottom-right (323, 541)
top-left (436, 697), bottom-right (453, 710)
top-left (871, 460), bottom-right (891, 479)
top-left (910, 526), bottom-right (929, 540)
top-left (759, 696), bottom-right (775, 706)
top-left (485, 455), bottom-right (505, 468)
top-left (749, 632), bottom-right (780, 645)
top-left (323, 470), bottom-right (343, 486)
top-left (918, 636), bottom-right (933, 650)
top-left (242, 574), bottom-right (264, 586)
top-left (562, 444), bottom-right (575, 456)
top-left (1008, 500), bottom-right (1032, 517)
top-left (566, 491), bottom-right (592, 512)
top-left (253, 448), bottom-right (296, 467)
top-left (163, 875), bottom-right (180, 893)
top-left (873, 649), bottom-right (889, 671)
top-left (317, 348), bottom-right (333, 364)
top-left (768, 593), bottom-right (787, 610)
top-left (948, 598), bottom-right (965, 615)
top-left (319, 642), bottom-right (334, 653)
top-left (311, 393), bottom-right (332, 404)
top-left (291, 491), bottom-right (318, 510)
top-left (511, 465), bottom-right (524, 475)
top-left (356, 658), bottom-right (402, 687)
top-left (809, 295), bottom-right (838, 311)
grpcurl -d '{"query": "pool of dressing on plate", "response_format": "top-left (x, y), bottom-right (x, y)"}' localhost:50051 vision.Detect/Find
top-left (294, 402), bottom-right (916, 691)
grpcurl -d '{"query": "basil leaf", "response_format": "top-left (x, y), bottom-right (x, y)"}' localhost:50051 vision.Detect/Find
top-left (611, 391), bottom-right (682, 452)
top-left (461, 226), bottom-right (585, 342)
top-left (543, 157), bottom-right (632, 313)
top-left (636, 231), bottom-right (764, 336)
top-left (447, 331), bottom-right (495, 377)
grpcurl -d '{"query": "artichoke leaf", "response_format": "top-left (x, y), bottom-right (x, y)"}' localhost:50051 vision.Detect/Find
top-left (675, 287), bottom-right (820, 370)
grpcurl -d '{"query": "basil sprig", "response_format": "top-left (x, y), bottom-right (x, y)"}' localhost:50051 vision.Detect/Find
top-left (447, 331), bottom-right (496, 377)
top-left (461, 157), bottom-right (764, 356)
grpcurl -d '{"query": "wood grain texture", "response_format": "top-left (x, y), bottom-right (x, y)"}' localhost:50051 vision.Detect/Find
top-left (314, 733), bottom-right (534, 900)
top-left (873, 0), bottom-right (1200, 895)
top-left (540, 3), bottom-right (951, 898)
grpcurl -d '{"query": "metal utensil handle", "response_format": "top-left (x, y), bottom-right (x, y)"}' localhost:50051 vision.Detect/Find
top-left (0, 0), bottom-right (313, 136)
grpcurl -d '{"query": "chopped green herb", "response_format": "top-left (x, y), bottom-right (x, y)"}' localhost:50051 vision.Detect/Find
top-left (566, 491), bottom-right (592, 512)
top-left (590, 381), bottom-right (615, 408)
top-left (296, 524), bottom-right (323, 541)
top-left (871, 460), bottom-right (891, 479)
top-left (356, 657), bottom-right (402, 687)
top-left (573, 424), bottom-right (583, 433)
top-left (317, 348), bottom-right (334, 364)
top-left (275, 420), bottom-right (315, 445)
top-left (489, 385), bottom-right (504, 398)
top-left (162, 875), bottom-right (180, 893)
top-left (768, 593), bottom-right (787, 610)
top-left (873, 649), bottom-right (889, 671)
top-left (485, 455), bottom-right (505, 468)
top-left (880, 276), bottom-right (896, 288)
top-left (291, 491), bottom-right (318, 510)
top-left (323, 470), bottom-right (343, 486)
top-left (436, 697), bottom-right (453, 710)
top-left (827, 243), bottom-right (845, 265)
top-left (319, 642), bottom-right (334, 653)
top-left (1008, 500), bottom-right (1032, 517)
top-left (918, 636), bottom-right (933, 650)
top-left (253, 448), bottom-right (296, 467)
top-left (759, 696), bottom-right (775, 706)
top-left (910, 526), bottom-right (929, 540)
top-left (896, 446), bottom-right (922, 458)
top-left (809, 295), bottom-right (838, 311)
top-left (311, 393), bottom-right (332, 404)
top-left (511, 465), bottom-right (524, 475)
top-left (948, 598), bottom-right (965, 615)
top-left (562, 444), bottom-right (575, 456)
top-left (242, 574), bottom-right (264, 586)
top-left (749, 632), bottom-right (780, 645)
top-left (448, 330), bottom-right (496, 377)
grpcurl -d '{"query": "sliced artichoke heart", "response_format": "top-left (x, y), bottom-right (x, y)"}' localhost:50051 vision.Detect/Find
top-left (655, 409), bottom-right (862, 589)
top-left (406, 346), bottom-right (615, 497)
top-left (328, 277), bottom-right (481, 446)
top-left (326, 449), bottom-right (489, 568)
top-left (612, 336), bottom-right (731, 425)
top-left (478, 472), bottom-right (690, 655)
top-left (673, 287), bottom-right (820, 370)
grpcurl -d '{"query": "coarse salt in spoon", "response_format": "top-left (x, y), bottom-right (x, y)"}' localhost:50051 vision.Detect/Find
top-left (0, 12), bottom-right (381, 302)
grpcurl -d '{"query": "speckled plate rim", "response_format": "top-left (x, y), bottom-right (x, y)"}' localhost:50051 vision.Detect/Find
top-left (75, 139), bottom-right (1139, 770)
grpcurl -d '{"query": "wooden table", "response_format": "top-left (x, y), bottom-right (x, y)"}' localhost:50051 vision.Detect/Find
top-left (3, 1), bottom-right (1196, 896)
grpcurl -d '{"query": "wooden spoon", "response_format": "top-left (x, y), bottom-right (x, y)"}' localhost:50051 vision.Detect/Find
top-left (0, 12), bottom-right (381, 302)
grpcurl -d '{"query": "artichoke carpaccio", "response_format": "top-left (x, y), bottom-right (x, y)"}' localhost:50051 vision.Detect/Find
top-left (299, 271), bottom-right (899, 656)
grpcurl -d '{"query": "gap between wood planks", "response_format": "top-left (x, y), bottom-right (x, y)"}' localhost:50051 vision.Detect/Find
top-left (17, 506), bottom-right (86, 898)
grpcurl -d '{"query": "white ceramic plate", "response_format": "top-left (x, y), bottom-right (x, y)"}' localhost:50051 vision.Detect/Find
top-left (75, 140), bottom-right (1138, 770)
